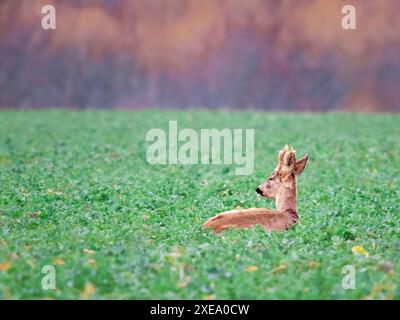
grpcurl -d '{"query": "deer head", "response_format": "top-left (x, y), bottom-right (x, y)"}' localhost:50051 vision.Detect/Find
top-left (256, 145), bottom-right (309, 203)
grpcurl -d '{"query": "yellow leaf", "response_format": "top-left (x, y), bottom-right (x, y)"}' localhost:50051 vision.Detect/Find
top-left (29, 211), bottom-right (42, 219)
top-left (83, 249), bottom-right (95, 255)
top-left (0, 262), bottom-right (11, 271)
top-left (352, 245), bottom-right (369, 257)
top-left (308, 261), bottom-right (319, 268)
top-left (273, 264), bottom-right (287, 273)
top-left (202, 294), bottom-right (216, 300)
top-left (80, 282), bottom-right (96, 300)
top-left (54, 257), bottom-right (65, 265)
top-left (47, 189), bottom-right (63, 196)
top-left (245, 265), bottom-right (258, 272)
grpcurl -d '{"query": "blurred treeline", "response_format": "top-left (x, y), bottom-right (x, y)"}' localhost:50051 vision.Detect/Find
top-left (0, 0), bottom-right (399, 111)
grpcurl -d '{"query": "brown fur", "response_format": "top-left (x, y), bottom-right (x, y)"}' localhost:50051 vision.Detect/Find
top-left (203, 145), bottom-right (309, 233)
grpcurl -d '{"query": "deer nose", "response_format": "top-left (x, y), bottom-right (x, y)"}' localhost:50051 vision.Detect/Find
top-left (256, 187), bottom-right (262, 195)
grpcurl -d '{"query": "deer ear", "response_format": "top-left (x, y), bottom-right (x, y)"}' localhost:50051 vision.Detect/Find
top-left (295, 154), bottom-right (309, 175)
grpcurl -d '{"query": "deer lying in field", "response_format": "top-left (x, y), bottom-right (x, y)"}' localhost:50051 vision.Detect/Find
top-left (203, 145), bottom-right (309, 233)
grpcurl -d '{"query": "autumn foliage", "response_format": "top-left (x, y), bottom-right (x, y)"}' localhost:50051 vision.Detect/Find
top-left (0, 0), bottom-right (399, 110)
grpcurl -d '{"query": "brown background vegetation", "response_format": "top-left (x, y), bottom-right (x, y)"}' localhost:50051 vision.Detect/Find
top-left (0, 0), bottom-right (399, 110)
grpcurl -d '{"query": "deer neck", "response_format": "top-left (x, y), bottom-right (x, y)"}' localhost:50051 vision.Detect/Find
top-left (275, 175), bottom-right (298, 217)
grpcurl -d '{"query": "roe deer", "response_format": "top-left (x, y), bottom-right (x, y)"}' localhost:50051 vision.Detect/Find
top-left (203, 145), bottom-right (309, 233)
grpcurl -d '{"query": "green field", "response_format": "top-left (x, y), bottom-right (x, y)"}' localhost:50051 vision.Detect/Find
top-left (0, 110), bottom-right (399, 299)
